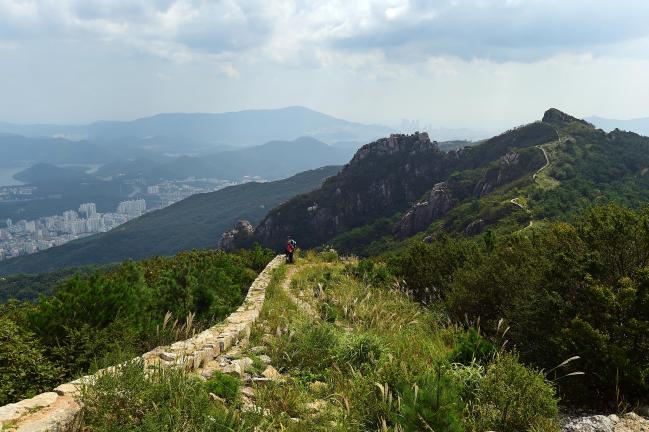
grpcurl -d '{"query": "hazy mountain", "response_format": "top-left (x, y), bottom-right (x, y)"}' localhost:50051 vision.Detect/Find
top-left (0, 134), bottom-right (115, 166)
top-left (163, 137), bottom-right (355, 180)
top-left (13, 163), bottom-right (92, 183)
top-left (97, 137), bottom-right (355, 181)
top-left (0, 166), bottom-right (341, 274)
top-left (586, 115), bottom-right (649, 137)
top-left (0, 106), bottom-right (392, 148)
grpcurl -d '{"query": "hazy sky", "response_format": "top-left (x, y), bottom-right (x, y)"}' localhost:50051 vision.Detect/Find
top-left (1, 0), bottom-right (648, 130)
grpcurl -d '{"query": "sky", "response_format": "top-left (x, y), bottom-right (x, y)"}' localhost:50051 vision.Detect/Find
top-left (1, 0), bottom-right (649, 131)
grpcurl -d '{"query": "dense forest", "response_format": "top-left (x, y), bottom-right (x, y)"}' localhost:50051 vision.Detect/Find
top-left (0, 247), bottom-right (274, 405)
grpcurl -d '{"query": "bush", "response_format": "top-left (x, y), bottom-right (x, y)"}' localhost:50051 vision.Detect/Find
top-left (449, 328), bottom-right (497, 365)
top-left (397, 365), bottom-right (465, 432)
top-left (204, 372), bottom-right (241, 403)
top-left (471, 354), bottom-right (559, 432)
top-left (0, 316), bottom-right (62, 405)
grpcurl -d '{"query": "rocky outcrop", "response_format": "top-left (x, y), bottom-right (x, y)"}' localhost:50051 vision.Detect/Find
top-left (219, 220), bottom-right (254, 251)
top-left (395, 182), bottom-right (453, 238)
top-left (254, 132), bottom-right (453, 249)
top-left (0, 255), bottom-right (284, 432)
top-left (562, 413), bottom-right (649, 432)
top-left (543, 108), bottom-right (593, 128)
top-left (464, 219), bottom-right (486, 235)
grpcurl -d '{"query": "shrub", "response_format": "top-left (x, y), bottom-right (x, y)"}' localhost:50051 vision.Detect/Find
top-left (397, 365), bottom-right (465, 432)
top-left (449, 328), bottom-right (497, 365)
top-left (0, 316), bottom-right (62, 405)
top-left (204, 372), bottom-right (241, 403)
top-left (471, 354), bottom-right (559, 432)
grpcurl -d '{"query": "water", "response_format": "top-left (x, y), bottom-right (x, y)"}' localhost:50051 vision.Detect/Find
top-left (0, 165), bottom-right (27, 186)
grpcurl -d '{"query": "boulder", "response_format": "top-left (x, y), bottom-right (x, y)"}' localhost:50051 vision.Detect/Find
top-left (261, 365), bottom-right (281, 381)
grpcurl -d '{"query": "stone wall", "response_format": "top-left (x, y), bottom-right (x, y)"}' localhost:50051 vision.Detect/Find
top-left (0, 255), bottom-right (284, 432)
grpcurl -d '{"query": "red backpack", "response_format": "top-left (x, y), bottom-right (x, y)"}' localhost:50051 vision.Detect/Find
top-left (287, 242), bottom-right (294, 253)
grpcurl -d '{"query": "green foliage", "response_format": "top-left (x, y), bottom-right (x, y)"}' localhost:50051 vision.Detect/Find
top-left (0, 265), bottom-right (108, 302)
top-left (397, 365), bottom-right (465, 432)
top-left (277, 321), bottom-right (339, 378)
top-left (449, 328), bottom-right (497, 365)
top-left (204, 372), bottom-right (241, 403)
top-left (470, 355), bottom-right (559, 432)
top-left (395, 204), bottom-right (649, 407)
top-left (336, 332), bottom-right (384, 369)
top-left (1, 249), bottom-right (269, 405)
top-left (0, 316), bottom-right (62, 405)
top-left (396, 237), bottom-right (477, 303)
top-left (78, 361), bottom-right (243, 432)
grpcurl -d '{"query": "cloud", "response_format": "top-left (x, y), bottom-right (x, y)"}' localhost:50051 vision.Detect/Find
top-left (1, 0), bottom-right (648, 67)
top-left (327, 0), bottom-right (649, 62)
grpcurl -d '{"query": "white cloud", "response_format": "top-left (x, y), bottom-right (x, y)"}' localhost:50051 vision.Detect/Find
top-left (0, 0), bottom-right (649, 126)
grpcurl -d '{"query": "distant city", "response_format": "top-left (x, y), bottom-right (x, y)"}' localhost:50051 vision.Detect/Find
top-left (0, 176), bottom-right (263, 261)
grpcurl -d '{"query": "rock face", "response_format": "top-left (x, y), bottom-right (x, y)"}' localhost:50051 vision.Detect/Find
top-left (395, 182), bottom-right (453, 238)
top-left (219, 220), bottom-right (254, 251)
top-left (254, 132), bottom-right (452, 249)
top-left (562, 413), bottom-right (649, 432)
top-left (543, 108), bottom-right (593, 127)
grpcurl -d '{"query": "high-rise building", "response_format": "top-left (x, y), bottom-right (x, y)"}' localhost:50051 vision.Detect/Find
top-left (25, 221), bottom-right (36, 234)
top-left (63, 210), bottom-right (78, 222)
top-left (86, 216), bottom-right (105, 233)
top-left (116, 199), bottom-right (146, 217)
top-left (79, 203), bottom-right (97, 218)
top-left (5, 218), bottom-right (12, 228)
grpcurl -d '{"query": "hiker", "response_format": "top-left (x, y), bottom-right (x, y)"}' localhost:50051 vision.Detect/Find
top-left (286, 236), bottom-right (297, 264)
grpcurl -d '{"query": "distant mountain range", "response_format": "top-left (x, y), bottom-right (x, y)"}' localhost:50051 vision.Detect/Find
top-left (586, 116), bottom-right (649, 137)
top-left (15, 137), bottom-right (354, 183)
top-left (0, 166), bottom-right (340, 274)
top-left (0, 106), bottom-right (392, 151)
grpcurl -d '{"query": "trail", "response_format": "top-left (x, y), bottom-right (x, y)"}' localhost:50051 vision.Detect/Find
top-left (533, 145), bottom-right (551, 181)
top-left (511, 143), bottom-right (552, 232)
top-left (281, 263), bottom-right (318, 318)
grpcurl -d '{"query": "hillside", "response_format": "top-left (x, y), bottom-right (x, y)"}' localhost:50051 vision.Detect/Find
top-left (239, 108), bottom-right (649, 253)
top-left (0, 166), bottom-right (340, 274)
top-left (13, 163), bottom-right (92, 183)
top-left (0, 134), bottom-right (116, 166)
